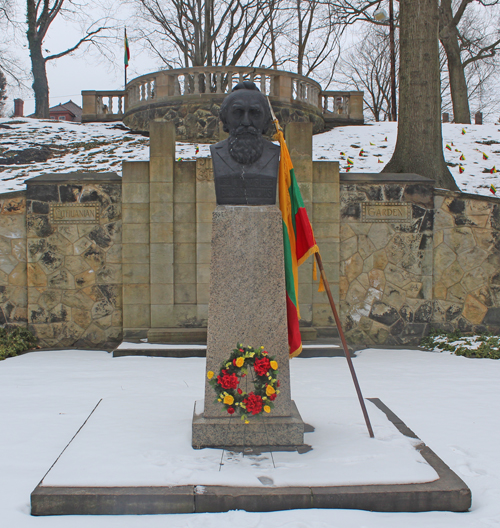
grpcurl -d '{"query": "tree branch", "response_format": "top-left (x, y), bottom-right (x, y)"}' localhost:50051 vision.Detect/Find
top-left (45, 26), bottom-right (105, 61)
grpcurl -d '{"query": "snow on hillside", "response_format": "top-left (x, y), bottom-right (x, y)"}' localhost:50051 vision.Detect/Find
top-left (1, 118), bottom-right (500, 198)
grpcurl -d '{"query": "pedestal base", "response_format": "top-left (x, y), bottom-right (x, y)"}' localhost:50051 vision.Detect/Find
top-left (192, 400), bottom-right (305, 449)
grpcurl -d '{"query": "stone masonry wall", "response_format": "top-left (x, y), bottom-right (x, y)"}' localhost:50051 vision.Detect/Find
top-left (432, 190), bottom-right (500, 334)
top-left (123, 98), bottom-right (325, 140)
top-left (26, 174), bottom-right (122, 349)
top-left (339, 178), bottom-right (435, 345)
top-left (0, 191), bottom-right (27, 328)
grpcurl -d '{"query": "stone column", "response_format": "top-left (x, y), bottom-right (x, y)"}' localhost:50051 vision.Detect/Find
top-left (195, 158), bottom-right (216, 327)
top-left (349, 91), bottom-right (364, 121)
top-left (149, 121), bottom-right (175, 329)
top-left (285, 122), bottom-right (314, 327)
top-left (312, 162), bottom-right (340, 329)
top-left (122, 162), bottom-right (150, 339)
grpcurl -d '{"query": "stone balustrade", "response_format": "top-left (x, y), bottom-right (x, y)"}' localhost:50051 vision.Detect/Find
top-left (322, 91), bottom-right (364, 123)
top-left (82, 67), bottom-right (363, 135)
top-left (124, 66), bottom-right (322, 110)
top-left (81, 90), bottom-right (127, 121)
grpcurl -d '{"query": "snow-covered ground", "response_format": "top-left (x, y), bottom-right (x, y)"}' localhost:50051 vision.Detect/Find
top-left (1, 348), bottom-right (500, 527)
top-left (2, 118), bottom-right (500, 197)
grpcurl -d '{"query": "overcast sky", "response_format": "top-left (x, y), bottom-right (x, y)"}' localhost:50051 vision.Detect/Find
top-left (4, 2), bottom-right (160, 115)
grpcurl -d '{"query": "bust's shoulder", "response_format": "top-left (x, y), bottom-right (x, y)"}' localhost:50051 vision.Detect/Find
top-left (211, 139), bottom-right (230, 153)
top-left (264, 139), bottom-right (280, 153)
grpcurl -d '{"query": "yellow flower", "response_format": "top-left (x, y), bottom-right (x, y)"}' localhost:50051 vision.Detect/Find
top-left (235, 357), bottom-right (244, 367)
top-left (270, 360), bottom-right (278, 370)
top-left (218, 399), bottom-right (221, 402)
top-left (264, 405), bottom-right (271, 413)
top-left (223, 394), bottom-right (234, 405)
top-left (266, 385), bottom-right (276, 396)
top-left (245, 420), bottom-right (249, 424)
top-left (260, 346), bottom-right (264, 349)
top-left (207, 371), bottom-right (214, 380)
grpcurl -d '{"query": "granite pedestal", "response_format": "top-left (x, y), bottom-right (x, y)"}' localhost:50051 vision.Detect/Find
top-left (192, 205), bottom-right (304, 448)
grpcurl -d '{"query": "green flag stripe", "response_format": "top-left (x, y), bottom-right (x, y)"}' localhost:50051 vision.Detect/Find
top-left (282, 219), bottom-right (298, 307)
top-left (288, 168), bottom-right (305, 234)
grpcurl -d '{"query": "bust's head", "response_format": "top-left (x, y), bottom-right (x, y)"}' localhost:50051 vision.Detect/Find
top-left (220, 81), bottom-right (272, 136)
top-left (219, 81), bottom-right (272, 165)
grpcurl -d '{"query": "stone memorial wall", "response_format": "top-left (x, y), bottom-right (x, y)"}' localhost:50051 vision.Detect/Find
top-left (432, 190), bottom-right (500, 334)
top-left (339, 176), bottom-right (435, 345)
top-left (25, 173), bottom-right (122, 349)
top-left (0, 191), bottom-right (27, 327)
top-left (0, 121), bottom-right (499, 349)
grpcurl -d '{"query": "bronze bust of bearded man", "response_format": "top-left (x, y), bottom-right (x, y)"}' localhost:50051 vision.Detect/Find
top-left (210, 81), bottom-right (281, 205)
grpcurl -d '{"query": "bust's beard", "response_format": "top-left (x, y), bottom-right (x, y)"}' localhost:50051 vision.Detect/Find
top-left (228, 126), bottom-right (265, 165)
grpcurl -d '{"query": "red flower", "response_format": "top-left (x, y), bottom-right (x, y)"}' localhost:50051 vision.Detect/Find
top-left (217, 373), bottom-right (239, 389)
top-left (227, 407), bottom-right (235, 414)
top-left (237, 388), bottom-right (243, 394)
top-left (262, 350), bottom-right (268, 355)
top-left (277, 380), bottom-right (280, 387)
top-left (244, 392), bottom-right (263, 415)
top-left (254, 357), bottom-right (271, 376)
top-left (269, 393), bottom-right (277, 401)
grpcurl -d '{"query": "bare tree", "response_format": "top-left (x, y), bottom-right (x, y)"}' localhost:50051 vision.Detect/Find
top-left (0, 67), bottom-right (7, 117)
top-left (439, 0), bottom-right (500, 123)
top-left (330, 1), bottom-right (500, 123)
top-left (0, 0), bottom-right (25, 85)
top-left (383, 0), bottom-right (458, 191)
top-left (338, 27), bottom-right (397, 121)
top-left (283, 0), bottom-right (342, 77)
top-left (26, 0), bottom-right (111, 118)
top-left (132, 0), bottom-right (275, 68)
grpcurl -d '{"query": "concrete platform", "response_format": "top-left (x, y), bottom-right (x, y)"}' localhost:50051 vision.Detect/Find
top-left (30, 398), bottom-right (471, 515)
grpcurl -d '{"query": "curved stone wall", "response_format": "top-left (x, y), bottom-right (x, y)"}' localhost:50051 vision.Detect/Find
top-left (123, 96), bottom-right (325, 141)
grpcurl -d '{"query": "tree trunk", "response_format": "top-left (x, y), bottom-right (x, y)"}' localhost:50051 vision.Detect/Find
top-left (439, 2), bottom-right (471, 124)
top-left (29, 42), bottom-right (50, 118)
top-left (383, 0), bottom-right (458, 191)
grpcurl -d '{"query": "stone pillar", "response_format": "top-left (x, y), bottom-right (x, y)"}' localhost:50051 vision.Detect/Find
top-left (192, 205), bottom-right (303, 448)
top-left (122, 161), bottom-right (150, 339)
top-left (81, 91), bottom-right (97, 121)
top-left (349, 91), bottom-right (364, 121)
top-left (173, 161), bottom-right (198, 318)
top-left (149, 121), bottom-right (175, 329)
top-left (285, 122), bottom-right (314, 326)
top-left (274, 75), bottom-right (293, 101)
top-left (312, 162), bottom-right (340, 329)
top-left (195, 158), bottom-right (216, 326)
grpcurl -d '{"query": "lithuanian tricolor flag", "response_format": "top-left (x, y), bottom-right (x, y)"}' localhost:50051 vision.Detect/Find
top-left (274, 127), bottom-right (322, 358)
top-left (124, 29), bottom-right (130, 68)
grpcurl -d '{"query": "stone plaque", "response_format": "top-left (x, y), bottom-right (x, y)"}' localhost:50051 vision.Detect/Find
top-left (362, 202), bottom-right (412, 223)
top-left (50, 202), bottom-right (99, 224)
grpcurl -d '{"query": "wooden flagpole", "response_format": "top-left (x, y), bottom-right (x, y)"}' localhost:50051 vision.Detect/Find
top-left (267, 97), bottom-right (374, 438)
top-left (315, 252), bottom-right (374, 438)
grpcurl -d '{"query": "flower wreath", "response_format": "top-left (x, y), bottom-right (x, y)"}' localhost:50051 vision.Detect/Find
top-left (207, 343), bottom-right (280, 422)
